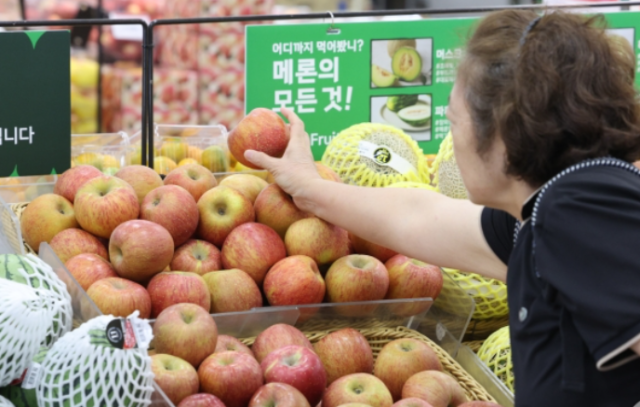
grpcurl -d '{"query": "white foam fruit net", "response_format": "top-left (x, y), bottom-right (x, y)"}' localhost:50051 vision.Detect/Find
top-left (0, 395), bottom-right (15, 407)
top-left (0, 254), bottom-right (72, 347)
top-left (0, 279), bottom-right (55, 387)
top-left (37, 315), bottom-right (155, 407)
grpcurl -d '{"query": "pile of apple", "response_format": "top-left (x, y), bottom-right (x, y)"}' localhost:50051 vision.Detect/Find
top-left (150, 302), bottom-right (502, 407)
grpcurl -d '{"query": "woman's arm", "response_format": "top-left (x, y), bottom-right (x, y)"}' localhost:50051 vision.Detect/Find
top-left (245, 109), bottom-right (508, 281)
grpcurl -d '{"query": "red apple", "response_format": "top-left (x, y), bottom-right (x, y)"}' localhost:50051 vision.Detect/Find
top-left (20, 194), bottom-right (78, 251)
top-left (115, 164), bottom-right (164, 204)
top-left (249, 382), bottom-right (310, 407)
top-left (198, 351), bottom-right (264, 407)
top-left (252, 324), bottom-right (313, 363)
top-left (229, 108), bottom-right (289, 169)
top-left (74, 175), bottom-right (140, 238)
top-left (153, 303), bottom-right (218, 368)
top-left (316, 163), bottom-right (343, 183)
top-left (221, 223), bottom-right (286, 285)
top-left (85, 277), bottom-right (151, 318)
top-left (65, 253), bottom-right (117, 291)
top-left (215, 334), bottom-right (255, 358)
top-left (254, 184), bottom-right (309, 238)
top-left (457, 403), bottom-right (503, 407)
top-left (284, 218), bottom-right (350, 267)
top-left (385, 255), bottom-right (443, 317)
top-left (141, 185), bottom-right (199, 247)
top-left (401, 371), bottom-right (467, 407)
top-left (50, 228), bottom-right (108, 263)
top-left (325, 255), bottom-right (389, 303)
top-left (392, 398), bottom-right (435, 407)
top-left (202, 269), bottom-right (262, 313)
top-left (54, 165), bottom-right (103, 202)
top-left (197, 185), bottom-right (255, 247)
top-left (323, 373), bottom-right (393, 407)
top-left (374, 338), bottom-right (443, 401)
top-left (171, 239), bottom-right (221, 275)
top-left (313, 328), bottom-right (374, 385)
top-left (261, 345), bottom-right (327, 406)
top-left (151, 354), bottom-right (199, 405)
top-left (219, 173), bottom-right (268, 203)
top-left (178, 394), bottom-right (227, 407)
top-left (263, 255), bottom-right (325, 306)
top-left (147, 271), bottom-right (211, 317)
top-left (164, 163), bottom-right (218, 202)
top-left (336, 404), bottom-right (374, 407)
top-left (109, 220), bottom-right (174, 283)
top-left (349, 233), bottom-right (397, 263)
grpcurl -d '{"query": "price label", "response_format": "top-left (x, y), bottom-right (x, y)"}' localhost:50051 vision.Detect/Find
top-left (109, 13), bottom-right (149, 42)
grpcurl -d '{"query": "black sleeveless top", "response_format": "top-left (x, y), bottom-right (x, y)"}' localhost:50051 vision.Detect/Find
top-left (481, 159), bottom-right (640, 407)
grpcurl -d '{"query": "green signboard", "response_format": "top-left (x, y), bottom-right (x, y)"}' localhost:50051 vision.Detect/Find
top-left (0, 31), bottom-right (71, 177)
top-left (246, 12), bottom-right (640, 160)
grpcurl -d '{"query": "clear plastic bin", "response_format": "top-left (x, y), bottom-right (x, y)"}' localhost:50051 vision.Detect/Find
top-left (71, 131), bottom-right (136, 175)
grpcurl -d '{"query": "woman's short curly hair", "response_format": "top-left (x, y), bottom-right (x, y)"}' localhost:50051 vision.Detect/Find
top-left (458, 10), bottom-right (640, 187)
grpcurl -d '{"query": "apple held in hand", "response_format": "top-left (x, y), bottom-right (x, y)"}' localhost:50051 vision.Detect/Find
top-left (203, 269), bottom-right (263, 313)
top-left (401, 371), bottom-right (467, 407)
top-left (249, 382), bottom-right (311, 407)
top-left (198, 351), bottom-right (264, 407)
top-left (74, 175), bottom-right (140, 239)
top-left (153, 303), bottom-right (218, 368)
top-left (252, 324), bottom-right (313, 363)
top-left (54, 164), bottom-right (102, 202)
top-left (178, 394), bottom-right (227, 407)
top-left (215, 334), bottom-right (255, 358)
top-left (65, 253), bottom-right (117, 291)
top-left (285, 218), bottom-right (350, 267)
top-left (219, 173), bottom-right (268, 203)
top-left (221, 223), bottom-right (286, 285)
top-left (254, 183), bottom-right (309, 238)
top-left (263, 255), bottom-right (325, 307)
top-left (164, 163), bottom-right (218, 202)
top-left (115, 164), bottom-right (164, 204)
top-left (392, 398), bottom-right (435, 407)
top-left (197, 185), bottom-right (255, 247)
top-left (349, 233), bottom-right (397, 263)
top-left (385, 255), bottom-right (443, 317)
top-left (151, 354), bottom-right (199, 405)
top-left (171, 239), bottom-right (221, 275)
top-left (228, 107), bottom-right (289, 169)
top-left (141, 185), bottom-right (199, 247)
top-left (313, 328), bottom-right (374, 385)
top-left (322, 373), bottom-right (393, 407)
top-left (325, 255), bottom-right (390, 313)
top-left (20, 193), bottom-right (78, 251)
top-left (50, 228), bottom-right (108, 263)
top-left (109, 220), bottom-right (174, 283)
top-left (261, 345), bottom-right (327, 406)
top-left (85, 277), bottom-right (151, 318)
top-left (374, 338), bottom-right (443, 401)
top-left (147, 271), bottom-right (211, 317)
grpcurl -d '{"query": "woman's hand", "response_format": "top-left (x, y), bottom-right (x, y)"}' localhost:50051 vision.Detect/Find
top-left (244, 108), bottom-right (323, 211)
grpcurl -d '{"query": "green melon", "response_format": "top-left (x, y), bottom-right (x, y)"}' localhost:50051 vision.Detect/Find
top-left (371, 64), bottom-right (397, 88)
top-left (392, 47), bottom-right (422, 82)
top-left (398, 105), bottom-right (431, 127)
top-left (386, 94), bottom-right (419, 113)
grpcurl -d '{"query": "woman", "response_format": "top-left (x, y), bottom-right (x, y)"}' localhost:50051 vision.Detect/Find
top-left (245, 9), bottom-right (640, 407)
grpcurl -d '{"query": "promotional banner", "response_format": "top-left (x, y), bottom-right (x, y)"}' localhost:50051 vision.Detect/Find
top-left (246, 12), bottom-right (640, 160)
top-left (0, 31), bottom-right (71, 177)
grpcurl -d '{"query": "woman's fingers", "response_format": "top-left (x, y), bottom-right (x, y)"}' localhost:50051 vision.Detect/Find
top-left (244, 150), bottom-right (279, 172)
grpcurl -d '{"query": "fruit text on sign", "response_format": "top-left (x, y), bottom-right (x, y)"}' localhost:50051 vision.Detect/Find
top-left (0, 127), bottom-right (35, 145)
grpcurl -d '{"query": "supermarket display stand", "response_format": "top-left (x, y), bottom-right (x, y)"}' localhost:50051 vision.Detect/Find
top-left (0, 18), bottom-right (151, 166)
top-left (143, 0), bottom-right (640, 166)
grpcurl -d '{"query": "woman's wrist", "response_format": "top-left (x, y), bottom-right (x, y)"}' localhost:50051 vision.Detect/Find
top-left (292, 177), bottom-right (327, 216)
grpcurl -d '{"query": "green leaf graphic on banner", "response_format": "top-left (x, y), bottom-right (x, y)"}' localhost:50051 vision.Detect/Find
top-left (50, 168), bottom-right (57, 175)
top-left (9, 165), bottom-right (19, 177)
top-left (24, 31), bottom-right (46, 49)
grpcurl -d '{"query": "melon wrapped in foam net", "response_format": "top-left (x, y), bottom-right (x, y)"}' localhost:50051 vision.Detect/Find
top-left (0, 395), bottom-right (15, 407)
top-left (0, 254), bottom-right (72, 347)
top-left (430, 131), bottom-right (469, 199)
top-left (478, 326), bottom-right (514, 392)
top-left (37, 315), bottom-right (155, 407)
top-left (0, 279), bottom-right (56, 387)
top-left (0, 347), bottom-right (48, 407)
top-left (321, 123), bottom-right (429, 187)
